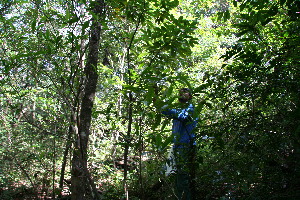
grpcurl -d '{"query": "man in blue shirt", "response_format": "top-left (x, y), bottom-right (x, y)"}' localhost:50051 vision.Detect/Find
top-left (162, 88), bottom-right (197, 200)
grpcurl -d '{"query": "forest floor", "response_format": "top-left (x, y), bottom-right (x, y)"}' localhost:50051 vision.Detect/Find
top-left (0, 182), bottom-right (71, 200)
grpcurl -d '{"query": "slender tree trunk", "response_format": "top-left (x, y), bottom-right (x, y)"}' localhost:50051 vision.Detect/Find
top-left (123, 91), bottom-right (133, 200)
top-left (70, 1), bottom-right (104, 199)
top-left (59, 114), bottom-right (76, 189)
top-left (138, 116), bottom-right (145, 200)
top-left (52, 126), bottom-right (56, 199)
top-left (123, 12), bottom-right (142, 199)
top-left (111, 47), bottom-right (126, 162)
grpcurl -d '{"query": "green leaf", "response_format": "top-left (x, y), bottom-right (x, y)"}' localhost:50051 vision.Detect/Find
top-left (68, 16), bottom-right (79, 24)
top-left (31, 18), bottom-right (37, 32)
top-left (160, 119), bottom-right (169, 132)
top-left (261, 17), bottom-right (274, 26)
top-left (161, 135), bottom-right (173, 150)
top-left (195, 101), bottom-right (204, 115)
top-left (233, 0), bottom-right (238, 7)
top-left (66, 8), bottom-right (70, 20)
top-left (155, 134), bottom-right (162, 148)
top-left (193, 83), bottom-right (211, 94)
top-left (82, 20), bottom-right (90, 32)
top-left (165, 85), bottom-right (174, 98)
top-left (238, 38), bottom-right (252, 42)
top-left (236, 30), bottom-right (249, 37)
top-left (204, 100), bottom-right (213, 109)
top-left (224, 10), bottom-right (230, 21)
top-left (145, 86), bottom-right (154, 104)
top-left (217, 12), bottom-right (223, 21)
top-left (280, 0), bottom-right (287, 6)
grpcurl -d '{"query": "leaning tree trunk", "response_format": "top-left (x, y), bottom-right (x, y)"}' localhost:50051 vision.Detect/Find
top-left (70, 1), bottom-right (104, 199)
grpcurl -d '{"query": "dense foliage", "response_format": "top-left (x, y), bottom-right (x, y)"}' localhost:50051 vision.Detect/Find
top-left (0, 0), bottom-right (299, 199)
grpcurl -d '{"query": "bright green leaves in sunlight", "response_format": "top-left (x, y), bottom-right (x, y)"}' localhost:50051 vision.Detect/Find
top-left (2, 0), bottom-right (300, 199)
top-left (217, 9), bottom-right (230, 21)
top-left (142, 14), bottom-right (198, 57)
top-left (201, 0), bottom-right (300, 199)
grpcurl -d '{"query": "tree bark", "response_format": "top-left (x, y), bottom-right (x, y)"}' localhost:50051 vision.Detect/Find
top-left (59, 116), bottom-right (76, 189)
top-left (70, 1), bottom-right (104, 199)
top-left (123, 91), bottom-right (133, 200)
top-left (123, 12), bottom-right (142, 200)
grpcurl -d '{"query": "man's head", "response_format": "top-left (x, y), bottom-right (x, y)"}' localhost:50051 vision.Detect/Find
top-left (178, 88), bottom-right (192, 103)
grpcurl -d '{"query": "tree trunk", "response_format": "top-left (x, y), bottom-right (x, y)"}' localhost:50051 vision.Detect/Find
top-left (123, 91), bottom-right (133, 200)
top-left (123, 13), bottom-right (142, 199)
top-left (70, 1), bottom-right (104, 199)
top-left (59, 117), bottom-right (76, 189)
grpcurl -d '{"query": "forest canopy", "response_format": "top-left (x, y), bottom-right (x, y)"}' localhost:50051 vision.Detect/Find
top-left (0, 0), bottom-right (300, 199)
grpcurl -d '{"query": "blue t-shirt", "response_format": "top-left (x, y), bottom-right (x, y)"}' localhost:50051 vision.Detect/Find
top-left (162, 103), bottom-right (197, 149)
